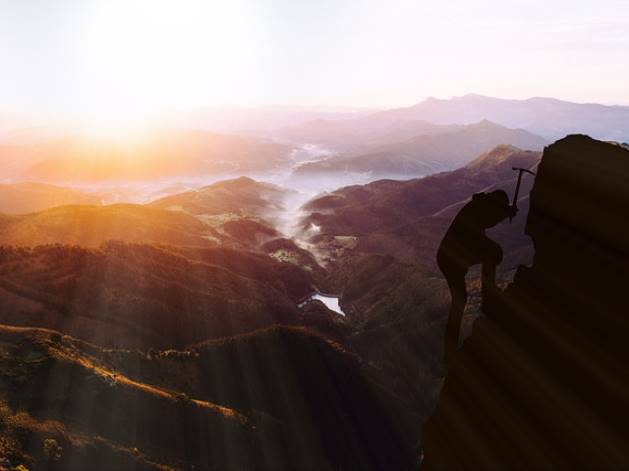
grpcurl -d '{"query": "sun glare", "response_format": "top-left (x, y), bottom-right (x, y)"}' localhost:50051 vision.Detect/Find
top-left (76, 0), bottom-right (259, 133)
top-left (73, 109), bottom-right (164, 141)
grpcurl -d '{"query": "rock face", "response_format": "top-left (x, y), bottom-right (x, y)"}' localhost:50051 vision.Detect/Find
top-left (421, 136), bottom-right (629, 469)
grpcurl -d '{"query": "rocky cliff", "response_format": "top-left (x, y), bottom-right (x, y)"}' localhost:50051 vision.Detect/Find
top-left (421, 135), bottom-right (629, 469)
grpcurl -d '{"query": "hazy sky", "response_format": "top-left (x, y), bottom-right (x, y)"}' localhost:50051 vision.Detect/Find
top-left (1, 0), bottom-right (628, 121)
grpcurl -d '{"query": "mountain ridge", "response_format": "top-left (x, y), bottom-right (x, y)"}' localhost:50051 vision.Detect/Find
top-left (294, 120), bottom-right (545, 177)
top-left (375, 94), bottom-right (629, 141)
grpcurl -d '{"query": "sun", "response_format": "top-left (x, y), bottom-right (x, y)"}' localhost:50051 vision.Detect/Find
top-left (76, 0), bottom-right (260, 134)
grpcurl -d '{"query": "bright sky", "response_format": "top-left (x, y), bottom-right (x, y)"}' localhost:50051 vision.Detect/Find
top-left (1, 0), bottom-right (628, 122)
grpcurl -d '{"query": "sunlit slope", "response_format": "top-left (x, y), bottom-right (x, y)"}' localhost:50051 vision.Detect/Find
top-left (151, 176), bottom-right (290, 248)
top-left (0, 204), bottom-right (217, 247)
top-left (151, 176), bottom-right (288, 218)
top-left (9, 129), bottom-right (292, 182)
top-left (0, 179), bottom-right (297, 251)
top-left (149, 176), bottom-right (327, 275)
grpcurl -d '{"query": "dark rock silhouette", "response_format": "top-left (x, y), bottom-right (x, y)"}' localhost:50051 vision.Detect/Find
top-left (421, 135), bottom-right (629, 469)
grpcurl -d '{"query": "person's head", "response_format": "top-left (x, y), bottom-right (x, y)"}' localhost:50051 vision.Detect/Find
top-left (472, 190), bottom-right (513, 228)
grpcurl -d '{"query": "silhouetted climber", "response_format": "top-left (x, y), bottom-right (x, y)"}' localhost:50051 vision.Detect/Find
top-left (437, 190), bottom-right (516, 363)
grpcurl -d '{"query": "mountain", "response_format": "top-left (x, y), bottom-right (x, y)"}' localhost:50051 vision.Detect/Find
top-left (0, 204), bottom-right (219, 248)
top-left (293, 145), bottom-right (542, 427)
top-left (0, 130), bottom-right (57, 180)
top-left (0, 182), bottom-right (102, 214)
top-left (0, 177), bottom-right (327, 273)
top-left (294, 121), bottom-right (546, 177)
top-left (375, 94), bottom-right (629, 142)
top-left (299, 145), bottom-right (540, 241)
top-left (301, 145), bottom-right (541, 322)
top-left (150, 176), bottom-right (307, 252)
top-left (174, 105), bottom-right (375, 135)
top-left (150, 176), bottom-right (288, 218)
top-left (421, 136), bottom-right (629, 469)
top-left (0, 195), bottom-right (293, 254)
top-left (279, 95), bottom-right (629, 162)
top-left (0, 242), bottom-right (317, 349)
top-left (277, 117), bottom-right (459, 153)
top-left (0, 324), bottom-right (416, 470)
top-left (11, 129), bottom-right (293, 183)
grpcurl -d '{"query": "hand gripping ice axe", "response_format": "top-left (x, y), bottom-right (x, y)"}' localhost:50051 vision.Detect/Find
top-left (510, 167), bottom-right (536, 222)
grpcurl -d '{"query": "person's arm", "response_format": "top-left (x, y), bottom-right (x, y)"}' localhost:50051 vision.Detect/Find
top-left (481, 236), bottom-right (503, 265)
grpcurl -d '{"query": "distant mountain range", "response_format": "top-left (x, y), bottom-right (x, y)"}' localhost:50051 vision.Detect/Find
top-left (0, 129), bottom-right (293, 183)
top-left (276, 94), bottom-right (629, 153)
top-left (0, 182), bottom-right (102, 214)
top-left (277, 94), bottom-right (629, 177)
top-left (173, 105), bottom-right (374, 135)
top-left (176, 96), bottom-right (629, 144)
top-left (2, 95), bottom-right (627, 184)
top-left (293, 120), bottom-right (546, 177)
top-left (369, 94), bottom-right (629, 142)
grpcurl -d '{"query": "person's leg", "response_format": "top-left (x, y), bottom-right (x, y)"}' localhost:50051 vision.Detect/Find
top-left (481, 261), bottom-right (497, 301)
top-left (444, 273), bottom-right (467, 365)
top-left (480, 238), bottom-right (502, 313)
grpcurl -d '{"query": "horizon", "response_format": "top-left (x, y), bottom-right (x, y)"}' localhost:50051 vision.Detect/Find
top-left (4, 92), bottom-right (629, 135)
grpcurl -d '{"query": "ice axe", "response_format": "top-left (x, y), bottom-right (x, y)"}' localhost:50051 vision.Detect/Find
top-left (510, 167), bottom-right (536, 222)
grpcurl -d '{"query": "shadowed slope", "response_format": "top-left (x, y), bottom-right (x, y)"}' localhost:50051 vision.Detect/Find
top-left (0, 243), bottom-right (312, 348)
top-left (0, 324), bottom-right (418, 470)
top-left (0, 325), bottom-right (259, 470)
top-left (300, 145), bottom-right (540, 238)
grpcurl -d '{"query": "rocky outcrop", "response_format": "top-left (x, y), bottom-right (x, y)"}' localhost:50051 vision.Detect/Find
top-left (421, 135), bottom-right (629, 469)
